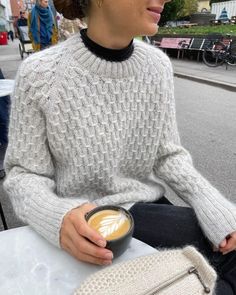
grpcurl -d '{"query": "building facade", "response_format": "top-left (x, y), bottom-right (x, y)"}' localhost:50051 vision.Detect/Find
top-left (0, 0), bottom-right (14, 31)
top-left (10, 0), bottom-right (24, 19)
top-left (10, 0), bottom-right (26, 36)
top-left (211, 0), bottom-right (236, 20)
top-left (198, 0), bottom-right (210, 12)
top-left (24, 0), bottom-right (34, 11)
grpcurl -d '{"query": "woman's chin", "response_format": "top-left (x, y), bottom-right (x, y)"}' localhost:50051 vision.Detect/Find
top-left (142, 24), bottom-right (159, 37)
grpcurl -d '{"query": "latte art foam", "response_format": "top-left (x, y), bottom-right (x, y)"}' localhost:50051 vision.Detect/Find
top-left (88, 209), bottom-right (131, 240)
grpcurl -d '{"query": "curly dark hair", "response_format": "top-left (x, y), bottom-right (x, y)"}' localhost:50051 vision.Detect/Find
top-left (53, 0), bottom-right (90, 20)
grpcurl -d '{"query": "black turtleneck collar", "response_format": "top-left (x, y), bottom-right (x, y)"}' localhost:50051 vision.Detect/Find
top-left (80, 29), bottom-right (134, 62)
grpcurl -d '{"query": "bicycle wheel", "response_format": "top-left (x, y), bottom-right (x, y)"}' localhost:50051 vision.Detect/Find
top-left (227, 41), bottom-right (236, 66)
top-left (226, 55), bottom-right (236, 66)
top-left (203, 48), bottom-right (224, 67)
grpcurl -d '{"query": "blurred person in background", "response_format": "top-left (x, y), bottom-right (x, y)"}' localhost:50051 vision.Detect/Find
top-left (28, 0), bottom-right (58, 51)
top-left (17, 11), bottom-right (28, 27)
top-left (59, 16), bottom-right (86, 40)
top-left (8, 30), bottom-right (14, 42)
top-left (16, 11), bottom-right (28, 38)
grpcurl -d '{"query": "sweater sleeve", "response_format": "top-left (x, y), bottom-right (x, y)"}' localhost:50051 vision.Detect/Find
top-left (153, 59), bottom-right (236, 247)
top-left (3, 61), bottom-right (88, 247)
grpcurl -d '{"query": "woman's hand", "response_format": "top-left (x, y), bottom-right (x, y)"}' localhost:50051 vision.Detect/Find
top-left (219, 231), bottom-right (236, 255)
top-left (60, 203), bottom-right (113, 265)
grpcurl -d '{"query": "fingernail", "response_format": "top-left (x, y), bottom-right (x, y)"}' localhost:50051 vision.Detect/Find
top-left (105, 252), bottom-right (113, 260)
top-left (97, 240), bottom-right (106, 247)
top-left (102, 260), bottom-right (112, 266)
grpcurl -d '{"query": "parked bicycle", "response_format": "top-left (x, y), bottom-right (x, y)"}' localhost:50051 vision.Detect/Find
top-left (203, 34), bottom-right (236, 67)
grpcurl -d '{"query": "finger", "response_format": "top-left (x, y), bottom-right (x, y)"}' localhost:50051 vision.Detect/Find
top-left (219, 239), bottom-right (227, 248)
top-left (220, 237), bottom-right (236, 255)
top-left (231, 232), bottom-right (236, 239)
top-left (77, 251), bottom-right (113, 266)
top-left (63, 239), bottom-right (112, 266)
top-left (79, 203), bottom-right (97, 214)
top-left (70, 223), bottom-right (113, 260)
top-left (65, 203), bottom-right (107, 247)
top-left (61, 224), bottom-right (113, 262)
top-left (73, 212), bottom-right (107, 248)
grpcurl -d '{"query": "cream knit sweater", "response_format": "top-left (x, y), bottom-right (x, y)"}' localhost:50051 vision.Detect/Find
top-left (4, 34), bottom-right (236, 248)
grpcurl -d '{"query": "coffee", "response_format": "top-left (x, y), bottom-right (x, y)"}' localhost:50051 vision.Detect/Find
top-left (87, 209), bottom-right (131, 240)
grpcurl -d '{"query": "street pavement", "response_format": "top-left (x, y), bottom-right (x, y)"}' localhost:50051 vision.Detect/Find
top-left (0, 39), bottom-right (235, 231)
top-left (0, 39), bottom-right (22, 79)
top-left (172, 58), bottom-right (236, 92)
top-left (175, 78), bottom-right (236, 203)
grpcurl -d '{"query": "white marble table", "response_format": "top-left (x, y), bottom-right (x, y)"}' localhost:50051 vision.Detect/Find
top-left (0, 226), bottom-right (157, 295)
top-left (0, 79), bottom-right (14, 97)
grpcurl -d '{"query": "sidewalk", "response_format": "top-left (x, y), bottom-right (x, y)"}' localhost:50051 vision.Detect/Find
top-left (0, 39), bottom-right (22, 79)
top-left (0, 40), bottom-right (235, 90)
top-left (171, 58), bottom-right (236, 92)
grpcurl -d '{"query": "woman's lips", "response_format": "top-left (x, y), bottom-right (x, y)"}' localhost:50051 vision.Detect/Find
top-left (147, 7), bottom-right (163, 23)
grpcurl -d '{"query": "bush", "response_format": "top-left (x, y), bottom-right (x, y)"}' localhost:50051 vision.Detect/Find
top-left (158, 24), bottom-right (236, 36)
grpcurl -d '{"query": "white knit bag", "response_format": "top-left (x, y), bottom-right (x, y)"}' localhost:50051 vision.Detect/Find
top-left (74, 246), bottom-right (217, 295)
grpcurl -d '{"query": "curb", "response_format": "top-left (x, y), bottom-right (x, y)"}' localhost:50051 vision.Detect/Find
top-left (174, 72), bottom-right (236, 92)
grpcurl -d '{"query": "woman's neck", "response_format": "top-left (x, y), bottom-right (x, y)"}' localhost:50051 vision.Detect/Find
top-left (86, 18), bottom-right (133, 50)
top-left (38, 4), bottom-right (48, 9)
top-left (80, 29), bottom-right (134, 62)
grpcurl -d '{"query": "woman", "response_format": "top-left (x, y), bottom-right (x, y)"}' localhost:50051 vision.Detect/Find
top-left (4, 0), bottom-right (236, 293)
top-left (28, 0), bottom-right (58, 51)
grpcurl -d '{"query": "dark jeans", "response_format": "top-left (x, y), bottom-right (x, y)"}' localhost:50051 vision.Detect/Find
top-left (129, 197), bottom-right (236, 295)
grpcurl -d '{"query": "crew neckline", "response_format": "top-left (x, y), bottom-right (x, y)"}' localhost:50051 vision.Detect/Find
top-left (80, 29), bottom-right (134, 62)
top-left (65, 32), bottom-right (148, 79)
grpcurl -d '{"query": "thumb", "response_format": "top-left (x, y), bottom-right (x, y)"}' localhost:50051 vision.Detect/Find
top-left (219, 238), bottom-right (227, 248)
top-left (79, 203), bottom-right (97, 216)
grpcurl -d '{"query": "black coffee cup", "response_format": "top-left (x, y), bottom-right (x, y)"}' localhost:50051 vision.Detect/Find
top-left (85, 205), bottom-right (134, 258)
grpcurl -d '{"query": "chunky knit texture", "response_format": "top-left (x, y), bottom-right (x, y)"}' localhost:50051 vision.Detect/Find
top-left (74, 246), bottom-right (217, 295)
top-left (4, 33), bottom-right (236, 248)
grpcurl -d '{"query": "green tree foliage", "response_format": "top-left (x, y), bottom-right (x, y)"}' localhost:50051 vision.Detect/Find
top-left (180, 0), bottom-right (198, 17)
top-left (160, 0), bottom-right (198, 25)
top-left (160, 0), bottom-right (184, 25)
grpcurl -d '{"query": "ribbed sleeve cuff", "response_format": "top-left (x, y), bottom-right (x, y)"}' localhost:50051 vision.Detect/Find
top-left (27, 193), bottom-right (87, 248)
top-left (189, 185), bottom-right (236, 247)
top-left (4, 174), bottom-right (88, 248)
top-left (155, 152), bottom-right (236, 248)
